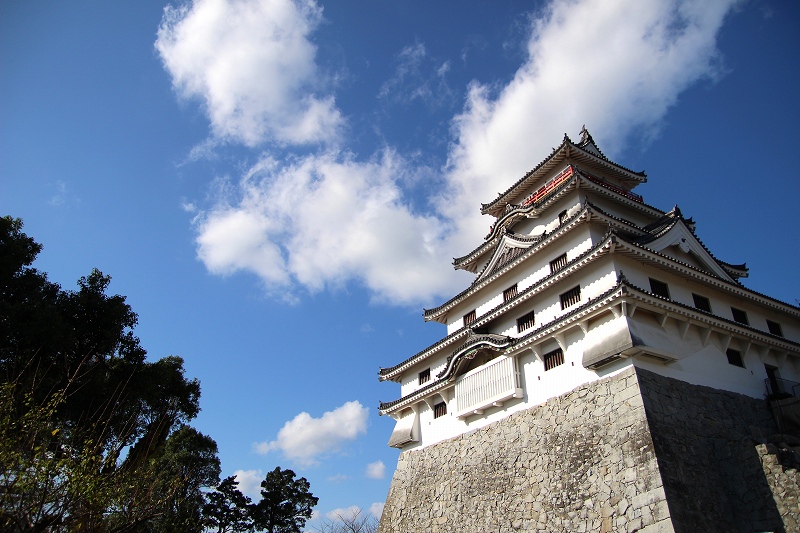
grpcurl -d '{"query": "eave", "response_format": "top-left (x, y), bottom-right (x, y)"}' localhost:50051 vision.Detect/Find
top-left (481, 133), bottom-right (646, 218)
top-left (379, 280), bottom-right (628, 415)
top-left (454, 169), bottom-right (663, 273)
top-left (382, 228), bottom-right (620, 381)
top-left (381, 229), bottom-right (800, 383)
top-left (426, 202), bottom-right (598, 323)
top-left (380, 278), bottom-right (800, 416)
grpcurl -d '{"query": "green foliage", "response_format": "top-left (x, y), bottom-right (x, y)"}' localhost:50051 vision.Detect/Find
top-left (204, 476), bottom-right (254, 533)
top-left (250, 467), bottom-right (319, 533)
top-left (0, 216), bottom-right (220, 531)
top-left (0, 216), bottom-right (319, 532)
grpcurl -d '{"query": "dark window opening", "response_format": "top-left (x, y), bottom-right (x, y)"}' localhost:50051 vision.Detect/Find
top-left (726, 349), bottom-right (744, 368)
top-left (649, 278), bottom-right (670, 299)
top-left (544, 348), bottom-right (564, 371)
top-left (765, 365), bottom-right (780, 395)
top-left (503, 284), bottom-right (518, 302)
top-left (418, 368), bottom-right (430, 385)
top-left (767, 320), bottom-right (784, 337)
top-left (692, 293), bottom-right (712, 312)
top-left (560, 286), bottom-right (581, 310)
top-left (433, 402), bottom-right (447, 418)
top-left (549, 253), bottom-right (568, 273)
top-left (516, 310), bottom-right (536, 333)
top-left (731, 307), bottom-right (749, 325)
top-left (463, 310), bottom-right (476, 327)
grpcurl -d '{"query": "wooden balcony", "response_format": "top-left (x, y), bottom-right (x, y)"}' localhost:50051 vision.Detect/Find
top-left (454, 356), bottom-right (523, 419)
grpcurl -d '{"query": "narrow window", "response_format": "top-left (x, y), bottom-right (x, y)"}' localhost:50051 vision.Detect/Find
top-left (692, 293), bottom-right (712, 313)
top-left (765, 365), bottom-right (781, 395)
top-left (558, 210), bottom-right (568, 225)
top-left (503, 284), bottom-right (518, 302)
top-left (649, 278), bottom-right (670, 299)
top-left (516, 310), bottom-right (536, 333)
top-left (463, 310), bottom-right (477, 327)
top-left (418, 368), bottom-right (430, 385)
top-left (544, 348), bottom-right (564, 371)
top-left (549, 253), bottom-right (568, 273)
top-left (560, 286), bottom-right (581, 310)
top-left (766, 320), bottom-right (784, 337)
top-left (726, 349), bottom-right (744, 368)
top-left (731, 307), bottom-right (749, 325)
top-left (433, 401), bottom-right (447, 418)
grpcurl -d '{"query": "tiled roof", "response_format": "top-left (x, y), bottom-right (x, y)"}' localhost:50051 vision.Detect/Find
top-left (378, 279), bottom-right (626, 412)
top-left (481, 129), bottom-right (646, 217)
top-left (379, 227), bottom-right (799, 383)
top-left (454, 168), bottom-right (663, 273)
top-left (634, 206), bottom-right (748, 281)
top-left (435, 331), bottom-right (514, 379)
top-left (380, 275), bottom-right (800, 413)
top-left (380, 226), bottom-right (617, 380)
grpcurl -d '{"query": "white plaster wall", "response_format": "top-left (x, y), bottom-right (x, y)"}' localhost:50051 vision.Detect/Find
top-left (614, 255), bottom-right (799, 346)
top-left (443, 227), bottom-right (594, 335)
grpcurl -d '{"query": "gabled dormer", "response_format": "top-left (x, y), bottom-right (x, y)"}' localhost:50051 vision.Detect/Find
top-left (635, 206), bottom-right (748, 283)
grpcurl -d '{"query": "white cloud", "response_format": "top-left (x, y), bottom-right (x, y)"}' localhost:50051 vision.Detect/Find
top-left (233, 469), bottom-right (263, 498)
top-left (365, 460), bottom-right (386, 479)
top-left (378, 42), bottom-right (454, 108)
top-left (183, 0), bottom-right (739, 306)
top-left (326, 506), bottom-right (361, 522)
top-left (155, 0), bottom-right (342, 146)
top-left (369, 502), bottom-right (385, 519)
top-left (255, 400), bottom-right (369, 466)
top-left (440, 0), bottom-right (738, 253)
top-left (193, 151), bottom-right (465, 304)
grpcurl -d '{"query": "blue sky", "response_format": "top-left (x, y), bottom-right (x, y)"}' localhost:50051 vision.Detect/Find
top-left (2, 0), bottom-right (799, 524)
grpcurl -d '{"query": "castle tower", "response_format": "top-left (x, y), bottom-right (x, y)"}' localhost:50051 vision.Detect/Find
top-left (377, 130), bottom-right (800, 532)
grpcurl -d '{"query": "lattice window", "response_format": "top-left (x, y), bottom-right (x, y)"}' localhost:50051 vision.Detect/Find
top-left (503, 284), bottom-right (518, 302)
top-left (726, 349), bottom-right (744, 368)
top-left (433, 401), bottom-right (447, 419)
top-left (649, 278), bottom-right (670, 299)
top-left (544, 348), bottom-right (564, 371)
top-left (516, 310), bottom-right (535, 333)
top-left (692, 293), bottom-right (712, 312)
top-left (549, 253), bottom-right (568, 273)
top-left (418, 368), bottom-right (430, 385)
top-left (767, 320), bottom-right (784, 337)
top-left (463, 310), bottom-right (477, 327)
top-left (560, 286), bottom-right (581, 310)
top-left (731, 307), bottom-right (749, 325)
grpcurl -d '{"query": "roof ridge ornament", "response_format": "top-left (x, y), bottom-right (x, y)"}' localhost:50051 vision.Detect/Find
top-left (579, 125), bottom-right (592, 145)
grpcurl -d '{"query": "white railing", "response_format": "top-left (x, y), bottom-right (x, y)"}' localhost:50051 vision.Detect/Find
top-left (455, 356), bottom-right (523, 419)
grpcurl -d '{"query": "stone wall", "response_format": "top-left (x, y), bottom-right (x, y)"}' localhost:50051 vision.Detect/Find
top-left (636, 368), bottom-right (785, 532)
top-left (758, 444), bottom-right (800, 531)
top-left (379, 367), bottom-right (672, 532)
top-left (379, 367), bottom-right (799, 533)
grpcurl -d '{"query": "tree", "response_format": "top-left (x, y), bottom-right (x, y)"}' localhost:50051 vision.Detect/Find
top-left (203, 476), bottom-right (254, 533)
top-left (250, 467), bottom-right (318, 533)
top-left (311, 507), bottom-right (379, 533)
top-left (146, 426), bottom-right (221, 533)
top-left (0, 216), bottom-right (220, 531)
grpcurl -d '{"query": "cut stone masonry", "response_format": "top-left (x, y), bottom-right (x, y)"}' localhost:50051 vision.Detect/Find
top-left (378, 367), bottom-right (799, 533)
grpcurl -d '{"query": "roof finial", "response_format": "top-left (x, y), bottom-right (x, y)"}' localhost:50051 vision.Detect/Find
top-left (579, 125), bottom-right (592, 145)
